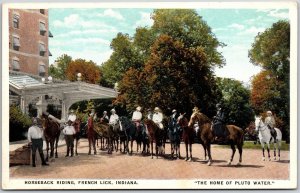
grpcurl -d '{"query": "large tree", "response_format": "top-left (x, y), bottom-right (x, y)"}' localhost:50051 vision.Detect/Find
top-left (217, 78), bottom-right (254, 128)
top-left (66, 59), bottom-right (101, 84)
top-left (105, 9), bottom-right (225, 115)
top-left (49, 54), bottom-right (72, 80)
top-left (249, 20), bottom-right (290, 138)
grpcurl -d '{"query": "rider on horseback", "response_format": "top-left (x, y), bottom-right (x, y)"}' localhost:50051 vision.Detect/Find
top-left (153, 107), bottom-right (164, 129)
top-left (212, 103), bottom-right (228, 143)
top-left (109, 108), bottom-right (119, 130)
top-left (192, 107), bottom-right (200, 136)
top-left (100, 111), bottom-right (109, 123)
top-left (265, 111), bottom-right (277, 142)
top-left (170, 109), bottom-right (179, 130)
top-left (132, 106), bottom-right (142, 131)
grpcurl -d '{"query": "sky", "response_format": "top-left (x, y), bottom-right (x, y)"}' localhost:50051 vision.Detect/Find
top-left (48, 8), bottom-right (289, 84)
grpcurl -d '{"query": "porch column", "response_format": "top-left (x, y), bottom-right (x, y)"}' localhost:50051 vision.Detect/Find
top-left (36, 96), bottom-right (48, 117)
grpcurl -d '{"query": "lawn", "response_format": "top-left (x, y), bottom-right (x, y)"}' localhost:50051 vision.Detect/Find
top-left (215, 141), bottom-right (290, 151)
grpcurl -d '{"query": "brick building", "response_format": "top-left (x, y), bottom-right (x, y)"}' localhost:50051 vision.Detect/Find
top-left (9, 9), bottom-right (53, 77)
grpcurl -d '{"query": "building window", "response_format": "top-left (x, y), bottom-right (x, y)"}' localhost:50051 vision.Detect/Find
top-left (39, 43), bottom-right (46, 56)
top-left (12, 59), bottom-right (20, 71)
top-left (13, 36), bottom-right (20, 51)
top-left (39, 64), bottom-right (46, 77)
top-left (40, 9), bottom-right (45, 14)
top-left (39, 22), bottom-right (46, 36)
top-left (13, 14), bottom-right (19, 28)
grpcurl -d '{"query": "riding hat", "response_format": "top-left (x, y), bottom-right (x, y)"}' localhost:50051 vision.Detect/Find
top-left (103, 111), bottom-right (107, 114)
top-left (136, 106), bottom-right (142, 111)
top-left (172, 109), bottom-right (177, 113)
top-left (267, 111), bottom-right (272, 115)
top-left (111, 109), bottom-right (116, 113)
top-left (70, 109), bottom-right (74, 113)
top-left (154, 107), bottom-right (160, 112)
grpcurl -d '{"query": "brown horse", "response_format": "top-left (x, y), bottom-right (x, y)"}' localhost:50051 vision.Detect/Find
top-left (144, 119), bottom-right (165, 159)
top-left (94, 121), bottom-right (115, 154)
top-left (188, 112), bottom-right (244, 166)
top-left (73, 118), bottom-right (81, 155)
top-left (41, 113), bottom-right (61, 162)
top-left (177, 115), bottom-right (194, 161)
top-left (87, 116), bottom-right (97, 155)
top-left (245, 121), bottom-right (258, 144)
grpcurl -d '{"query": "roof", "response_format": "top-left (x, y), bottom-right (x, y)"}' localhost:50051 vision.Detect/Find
top-left (9, 71), bottom-right (117, 102)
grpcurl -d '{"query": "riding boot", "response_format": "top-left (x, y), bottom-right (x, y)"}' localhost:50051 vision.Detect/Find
top-left (65, 148), bottom-right (69, 157)
top-left (40, 152), bottom-right (49, 166)
top-left (71, 148), bottom-right (74, 157)
top-left (32, 153), bottom-right (36, 167)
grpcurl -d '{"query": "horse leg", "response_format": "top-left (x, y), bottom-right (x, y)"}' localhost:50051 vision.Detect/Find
top-left (273, 142), bottom-right (277, 160)
top-left (237, 144), bottom-right (243, 165)
top-left (130, 140), bottom-right (134, 155)
top-left (228, 143), bottom-right (236, 165)
top-left (93, 137), bottom-right (97, 155)
top-left (202, 144), bottom-right (207, 160)
top-left (45, 141), bottom-right (49, 162)
top-left (150, 141), bottom-right (153, 159)
top-left (207, 143), bottom-right (212, 166)
top-left (50, 141), bottom-right (54, 158)
top-left (185, 141), bottom-right (188, 161)
top-left (88, 137), bottom-right (92, 155)
top-left (155, 143), bottom-right (158, 159)
top-left (178, 142), bottom-right (181, 159)
top-left (55, 137), bottom-right (59, 158)
top-left (267, 143), bottom-right (271, 161)
top-left (188, 142), bottom-right (192, 162)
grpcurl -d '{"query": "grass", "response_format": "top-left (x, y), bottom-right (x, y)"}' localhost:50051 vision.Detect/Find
top-left (215, 141), bottom-right (290, 151)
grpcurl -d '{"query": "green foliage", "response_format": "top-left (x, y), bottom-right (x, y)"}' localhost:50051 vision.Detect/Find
top-left (249, 20), bottom-right (290, 139)
top-left (217, 78), bottom-right (254, 128)
top-left (9, 105), bottom-right (32, 142)
top-left (49, 54), bottom-right (72, 80)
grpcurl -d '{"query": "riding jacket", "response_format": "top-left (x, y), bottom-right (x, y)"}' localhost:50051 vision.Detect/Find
top-left (63, 125), bottom-right (76, 135)
top-left (28, 125), bottom-right (44, 141)
top-left (265, 116), bottom-right (275, 128)
top-left (109, 114), bottom-right (119, 125)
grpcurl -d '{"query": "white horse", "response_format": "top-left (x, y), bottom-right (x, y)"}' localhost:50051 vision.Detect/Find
top-left (254, 116), bottom-right (282, 161)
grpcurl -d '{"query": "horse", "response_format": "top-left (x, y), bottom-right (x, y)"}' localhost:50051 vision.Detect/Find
top-left (177, 114), bottom-right (195, 161)
top-left (254, 116), bottom-right (282, 161)
top-left (116, 117), bottom-right (137, 154)
top-left (143, 119), bottom-right (166, 159)
top-left (167, 116), bottom-right (182, 159)
top-left (73, 118), bottom-right (82, 155)
top-left (41, 113), bottom-right (61, 162)
top-left (87, 116), bottom-right (97, 155)
top-left (188, 112), bottom-right (244, 166)
top-left (94, 121), bottom-right (116, 154)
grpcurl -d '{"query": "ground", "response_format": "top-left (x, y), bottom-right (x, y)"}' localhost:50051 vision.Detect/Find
top-left (10, 138), bottom-right (289, 179)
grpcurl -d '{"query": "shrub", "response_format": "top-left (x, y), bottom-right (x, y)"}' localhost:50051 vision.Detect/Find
top-left (9, 105), bottom-right (32, 142)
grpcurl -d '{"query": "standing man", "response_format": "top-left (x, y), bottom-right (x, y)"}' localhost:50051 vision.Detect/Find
top-left (152, 107), bottom-right (164, 129)
top-left (62, 120), bottom-right (76, 157)
top-left (265, 110), bottom-right (277, 141)
top-left (132, 106), bottom-right (143, 130)
top-left (27, 118), bottom-right (49, 167)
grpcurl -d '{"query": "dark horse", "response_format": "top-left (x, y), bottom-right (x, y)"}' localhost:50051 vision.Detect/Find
top-left (41, 113), bottom-right (61, 161)
top-left (177, 114), bottom-right (194, 161)
top-left (94, 121), bottom-right (117, 154)
top-left (117, 117), bottom-right (136, 154)
top-left (245, 121), bottom-right (259, 144)
top-left (188, 112), bottom-right (244, 166)
top-left (143, 119), bottom-right (166, 159)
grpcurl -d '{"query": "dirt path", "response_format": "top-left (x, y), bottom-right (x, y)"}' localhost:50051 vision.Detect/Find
top-left (10, 139), bottom-right (289, 179)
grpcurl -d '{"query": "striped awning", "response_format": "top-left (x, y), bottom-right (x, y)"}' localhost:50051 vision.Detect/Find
top-left (39, 22), bottom-right (46, 32)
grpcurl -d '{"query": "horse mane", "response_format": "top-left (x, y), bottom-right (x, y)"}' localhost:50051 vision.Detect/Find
top-left (192, 112), bottom-right (211, 124)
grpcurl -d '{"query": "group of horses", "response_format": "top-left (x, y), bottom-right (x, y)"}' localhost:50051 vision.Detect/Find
top-left (39, 111), bottom-right (282, 166)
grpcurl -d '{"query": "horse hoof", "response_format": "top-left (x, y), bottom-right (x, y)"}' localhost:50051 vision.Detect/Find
top-left (237, 162), bottom-right (241, 166)
top-left (278, 157), bottom-right (280, 161)
top-left (188, 158), bottom-right (192, 162)
top-left (274, 157), bottom-right (276, 161)
top-left (185, 158), bottom-right (188, 161)
top-left (268, 158), bottom-right (271, 161)
top-left (227, 161), bottom-right (231, 166)
top-left (207, 161), bottom-right (212, 166)
top-left (262, 157), bottom-right (265, 161)
top-left (55, 155), bottom-right (58, 158)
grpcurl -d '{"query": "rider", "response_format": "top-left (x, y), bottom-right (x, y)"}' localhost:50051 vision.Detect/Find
top-left (132, 106), bottom-right (143, 131)
top-left (170, 109), bottom-right (179, 133)
top-left (264, 110), bottom-right (277, 141)
top-left (192, 107), bottom-right (200, 136)
top-left (212, 103), bottom-right (228, 143)
top-left (152, 107), bottom-right (164, 129)
top-left (109, 108), bottom-right (119, 130)
top-left (101, 111), bottom-right (109, 123)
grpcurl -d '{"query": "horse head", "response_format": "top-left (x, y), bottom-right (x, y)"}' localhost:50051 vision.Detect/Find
top-left (254, 116), bottom-right (264, 132)
top-left (178, 114), bottom-right (188, 128)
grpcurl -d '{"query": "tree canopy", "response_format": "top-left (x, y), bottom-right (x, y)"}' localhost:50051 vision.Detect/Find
top-left (49, 54), bottom-right (72, 80)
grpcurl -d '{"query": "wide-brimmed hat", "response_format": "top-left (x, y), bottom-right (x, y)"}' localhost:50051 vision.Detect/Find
top-left (111, 109), bottom-right (116, 113)
top-left (172, 109), bottom-right (177, 113)
top-left (267, 111), bottom-right (272, 115)
top-left (70, 109), bottom-right (74, 113)
top-left (103, 111), bottom-right (107, 114)
top-left (136, 106), bottom-right (142, 111)
top-left (154, 107), bottom-right (160, 112)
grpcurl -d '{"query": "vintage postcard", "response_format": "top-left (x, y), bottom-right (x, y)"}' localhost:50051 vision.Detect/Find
top-left (1, 1), bottom-right (298, 190)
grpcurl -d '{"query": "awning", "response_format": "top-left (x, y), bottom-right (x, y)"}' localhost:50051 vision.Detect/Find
top-left (39, 22), bottom-right (46, 32)
top-left (12, 60), bottom-right (20, 71)
top-left (13, 37), bottom-right (20, 47)
top-left (48, 50), bottom-right (52, 56)
top-left (39, 65), bottom-right (46, 73)
top-left (48, 31), bottom-right (53, 38)
top-left (39, 44), bottom-right (46, 52)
